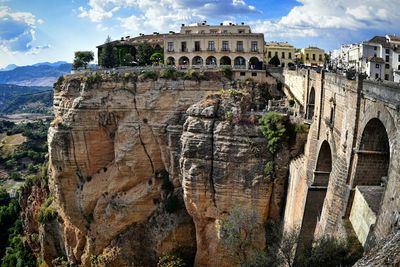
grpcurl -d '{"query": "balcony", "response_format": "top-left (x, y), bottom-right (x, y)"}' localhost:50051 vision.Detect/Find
top-left (192, 48), bottom-right (202, 52)
top-left (221, 48), bottom-right (230, 52)
top-left (207, 48), bottom-right (216, 51)
top-left (167, 49), bottom-right (174, 53)
top-left (250, 49), bottom-right (259, 53)
top-left (180, 48), bottom-right (188, 52)
top-left (236, 48), bottom-right (244, 52)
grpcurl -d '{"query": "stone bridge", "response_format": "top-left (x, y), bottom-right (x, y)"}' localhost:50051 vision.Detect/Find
top-left (281, 69), bottom-right (400, 255)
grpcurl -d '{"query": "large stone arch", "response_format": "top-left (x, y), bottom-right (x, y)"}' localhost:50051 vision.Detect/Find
top-left (234, 56), bottom-right (246, 69)
top-left (249, 56), bottom-right (261, 69)
top-left (352, 118), bottom-right (390, 186)
top-left (205, 56), bottom-right (217, 67)
top-left (178, 56), bottom-right (190, 67)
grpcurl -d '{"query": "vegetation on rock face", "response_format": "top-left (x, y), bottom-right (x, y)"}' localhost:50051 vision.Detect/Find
top-left (220, 207), bottom-right (262, 266)
top-left (157, 246), bottom-right (194, 267)
top-left (220, 66), bottom-right (233, 79)
top-left (38, 196), bottom-right (57, 224)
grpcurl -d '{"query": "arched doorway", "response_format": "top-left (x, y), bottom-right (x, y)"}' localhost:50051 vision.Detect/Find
top-left (192, 56), bottom-right (203, 66)
top-left (234, 56), bottom-right (245, 69)
top-left (353, 118), bottom-right (390, 186)
top-left (206, 56), bottom-right (217, 67)
top-left (220, 56), bottom-right (231, 66)
top-left (306, 87), bottom-right (315, 120)
top-left (166, 57), bottom-right (175, 66)
top-left (249, 57), bottom-right (260, 69)
top-left (313, 141), bottom-right (332, 186)
top-left (178, 56), bottom-right (189, 68)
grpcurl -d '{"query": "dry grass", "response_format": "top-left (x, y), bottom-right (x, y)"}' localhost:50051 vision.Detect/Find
top-left (0, 133), bottom-right (26, 154)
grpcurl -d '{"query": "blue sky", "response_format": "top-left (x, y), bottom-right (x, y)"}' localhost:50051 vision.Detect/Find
top-left (1, 0), bottom-right (399, 68)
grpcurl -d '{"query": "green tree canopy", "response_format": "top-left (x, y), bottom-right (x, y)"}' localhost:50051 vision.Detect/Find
top-left (121, 53), bottom-right (134, 66)
top-left (100, 36), bottom-right (117, 68)
top-left (268, 55), bottom-right (281, 67)
top-left (72, 51), bottom-right (94, 70)
top-left (136, 42), bottom-right (155, 66)
top-left (150, 52), bottom-right (163, 65)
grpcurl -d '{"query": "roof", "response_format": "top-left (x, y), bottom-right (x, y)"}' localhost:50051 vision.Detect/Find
top-left (96, 34), bottom-right (168, 48)
top-left (367, 36), bottom-right (390, 48)
top-left (368, 56), bottom-right (385, 64)
top-left (265, 42), bottom-right (294, 48)
top-left (387, 35), bottom-right (400, 43)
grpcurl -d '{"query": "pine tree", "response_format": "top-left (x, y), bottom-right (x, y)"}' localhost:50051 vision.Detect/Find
top-left (100, 36), bottom-right (116, 68)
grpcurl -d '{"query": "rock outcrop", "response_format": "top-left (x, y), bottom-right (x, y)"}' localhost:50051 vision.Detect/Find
top-left (29, 70), bottom-right (307, 266)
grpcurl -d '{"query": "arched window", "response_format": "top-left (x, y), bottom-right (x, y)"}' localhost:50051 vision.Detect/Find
top-left (220, 56), bottom-right (232, 66)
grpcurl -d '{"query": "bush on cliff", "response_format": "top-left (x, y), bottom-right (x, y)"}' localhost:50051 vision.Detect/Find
top-left (138, 70), bottom-right (158, 81)
top-left (38, 197), bottom-right (57, 224)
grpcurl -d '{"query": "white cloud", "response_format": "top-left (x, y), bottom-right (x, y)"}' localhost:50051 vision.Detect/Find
top-left (0, 5), bottom-right (49, 53)
top-left (250, 0), bottom-right (400, 40)
top-left (78, 0), bottom-right (259, 32)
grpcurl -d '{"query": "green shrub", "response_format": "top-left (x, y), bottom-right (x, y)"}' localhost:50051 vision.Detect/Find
top-left (157, 254), bottom-right (186, 267)
top-left (138, 70), bottom-right (158, 81)
top-left (220, 66), bottom-right (233, 79)
top-left (160, 68), bottom-right (178, 79)
top-left (225, 111), bottom-right (233, 122)
top-left (38, 197), bottom-right (58, 224)
top-left (263, 161), bottom-right (275, 183)
top-left (54, 76), bottom-right (65, 92)
top-left (85, 72), bottom-right (102, 90)
top-left (259, 112), bottom-right (287, 155)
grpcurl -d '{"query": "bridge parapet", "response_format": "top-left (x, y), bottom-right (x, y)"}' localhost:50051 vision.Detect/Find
top-left (362, 80), bottom-right (400, 108)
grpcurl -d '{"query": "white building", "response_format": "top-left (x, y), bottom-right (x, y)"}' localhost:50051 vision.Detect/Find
top-left (331, 44), bottom-right (356, 69)
top-left (343, 36), bottom-right (400, 82)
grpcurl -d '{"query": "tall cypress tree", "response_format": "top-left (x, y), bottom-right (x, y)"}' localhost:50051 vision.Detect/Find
top-left (100, 36), bottom-right (116, 68)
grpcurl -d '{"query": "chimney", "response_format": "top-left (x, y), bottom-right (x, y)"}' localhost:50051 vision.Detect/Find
top-left (121, 37), bottom-right (124, 41)
top-left (220, 22), bottom-right (223, 26)
top-left (182, 23), bottom-right (185, 27)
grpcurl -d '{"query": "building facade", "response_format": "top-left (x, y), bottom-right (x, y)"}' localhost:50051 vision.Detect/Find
top-left (163, 22), bottom-right (264, 69)
top-left (300, 47), bottom-right (325, 67)
top-left (264, 42), bottom-right (295, 67)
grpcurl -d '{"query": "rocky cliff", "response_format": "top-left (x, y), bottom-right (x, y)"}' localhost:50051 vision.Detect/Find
top-left (25, 70), bottom-right (308, 266)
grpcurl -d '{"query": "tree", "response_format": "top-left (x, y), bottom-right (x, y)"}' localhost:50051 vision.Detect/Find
top-left (72, 51), bottom-right (94, 70)
top-left (220, 207), bottom-right (262, 266)
top-left (121, 53), bottom-right (134, 66)
top-left (136, 42), bottom-right (155, 66)
top-left (269, 55), bottom-right (281, 67)
top-left (100, 36), bottom-right (117, 68)
top-left (150, 52), bottom-right (163, 65)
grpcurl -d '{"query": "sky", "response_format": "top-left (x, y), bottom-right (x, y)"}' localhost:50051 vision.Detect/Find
top-left (1, 0), bottom-right (400, 68)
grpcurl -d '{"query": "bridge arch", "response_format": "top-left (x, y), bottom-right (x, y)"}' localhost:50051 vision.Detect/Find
top-left (353, 118), bottom-right (390, 186)
top-left (313, 140), bottom-right (332, 186)
top-left (306, 87), bottom-right (315, 120)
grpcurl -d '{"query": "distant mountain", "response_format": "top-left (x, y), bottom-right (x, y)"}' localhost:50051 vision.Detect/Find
top-left (0, 63), bottom-right (72, 87)
top-left (0, 84), bottom-right (53, 114)
top-left (0, 64), bottom-right (18, 72)
top-left (32, 61), bottom-right (69, 67)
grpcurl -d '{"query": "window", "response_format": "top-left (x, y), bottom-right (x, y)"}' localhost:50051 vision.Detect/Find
top-left (240, 72), bottom-right (245, 76)
top-left (222, 41), bottom-right (229, 51)
top-left (181, 42), bottom-right (187, 52)
top-left (167, 42), bottom-right (174, 52)
top-left (238, 29), bottom-right (245, 33)
top-left (208, 41), bottom-right (215, 51)
top-left (252, 72), bottom-right (257, 77)
top-left (306, 53), bottom-right (309, 60)
top-left (312, 54), bottom-right (316, 60)
top-left (374, 46), bottom-right (377, 50)
top-left (251, 41), bottom-right (258, 52)
top-left (275, 51), bottom-right (278, 57)
top-left (386, 49), bottom-right (390, 54)
top-left (376, 64), bottom-right (380, 69)
top-left (237, 41), bottom-right (243, 52)
top-left (282, 63), bottom-right (285, 67)
top-left (319, 54), bottom-right (322, 61)
top-left (268, 51), bottom-right (272, 58)
top-left (375, 73), bottom-right (379, 79)
top-left (385, 74), bottom-right (389, 80)
top-left (398, 55), bottom-right (400, 61)
top-left (385, 64), bottom-right (390, 69)
top-left (194, 41), bottom-right (201, 51)
top-left (282, 52), bottom-right (285, 59)
top-left (398, 65), bottom-right (400, 70)
top-left (289, 52), bottom-right (292, 59)
top-left (386, 55), bottom-right (389, 62)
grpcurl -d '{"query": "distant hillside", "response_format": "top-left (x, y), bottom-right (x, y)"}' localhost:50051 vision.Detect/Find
top-left (0, 63), bottom-right (71, 87)
top-left (0, 84), bottom-right (53, 114)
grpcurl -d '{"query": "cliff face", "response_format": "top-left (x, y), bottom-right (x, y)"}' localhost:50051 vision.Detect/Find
top-left (37, 71), bottom-right (306, 266)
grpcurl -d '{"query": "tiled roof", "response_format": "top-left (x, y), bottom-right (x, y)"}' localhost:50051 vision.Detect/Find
top-left (367, 36), bottom-right (390, 48)
top-left (368, 56), bottom-right (385, 64)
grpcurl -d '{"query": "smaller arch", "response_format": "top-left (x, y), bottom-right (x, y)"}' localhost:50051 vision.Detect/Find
top-left (234, 56), bottom-right (246, 69)
top-left (178, 56), bottom-right (189, 66)
top-left (313, 141), bottom-right (332, 186)
top-left (220, 56), bottom-right (232, 66)
top-left (306, 87), bottom-right (315, 120)
top-left (206, 56), bottom-right (217, 66)
top-left (166, 57), bottom-right (175, 65)
top-left (192, 56), bottom-right (203, 66)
